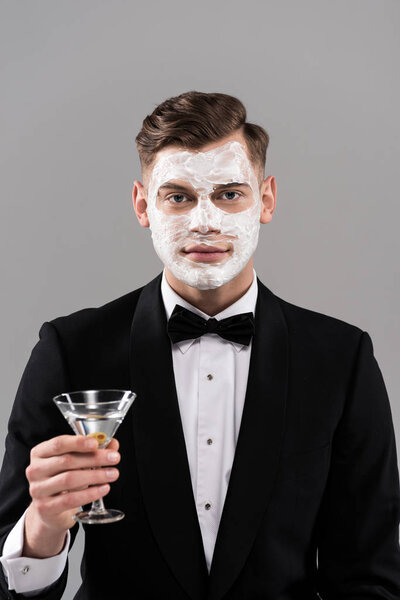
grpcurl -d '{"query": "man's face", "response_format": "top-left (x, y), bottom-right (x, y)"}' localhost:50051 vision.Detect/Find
top-left (144, 135), bottom-right (263, 290)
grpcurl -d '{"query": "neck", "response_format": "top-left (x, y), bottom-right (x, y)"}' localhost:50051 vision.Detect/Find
top-left (164, 260), bottom-right (254, 317)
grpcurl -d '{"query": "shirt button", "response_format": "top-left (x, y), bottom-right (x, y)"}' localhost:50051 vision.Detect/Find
top-left (207, 438), bottom-right (213, 445)
top-left (205, 503), bottom-right (211, 510)
top-left (207, 374), bottom-right (213, 380)
top-left (21, 566), bottom-right (30, 574)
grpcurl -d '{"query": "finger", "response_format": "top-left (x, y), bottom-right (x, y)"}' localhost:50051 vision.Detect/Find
top-left (34, 484), bottom-right (111, 517)
top-left (27, 448), bottom-right (121, 481)
top-left (32, 435), bottom-right (98, 460)
top-left (30, 467), bottom-right (119, 499)
top-left (107, 438), bottom-right (119, 451)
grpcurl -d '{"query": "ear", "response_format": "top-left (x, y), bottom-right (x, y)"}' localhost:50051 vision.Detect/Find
top-left (132, 180), bottom-right (150, 228)
top-left (259, 175), bottom-right (276, 224)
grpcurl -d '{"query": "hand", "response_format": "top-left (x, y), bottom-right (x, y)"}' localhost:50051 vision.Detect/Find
top-left (24, 434), bottom-right (120, 558)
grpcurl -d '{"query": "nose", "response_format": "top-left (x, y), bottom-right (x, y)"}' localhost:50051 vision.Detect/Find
top-left (189, 197), bottom-right (222, 234)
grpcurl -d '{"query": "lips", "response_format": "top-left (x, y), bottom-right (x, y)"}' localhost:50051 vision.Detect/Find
top-left (183, 245), bottom-right (228, 254)
top-left (181, 244), bottom-right (230, 263)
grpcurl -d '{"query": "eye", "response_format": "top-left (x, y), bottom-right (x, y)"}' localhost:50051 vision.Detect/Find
top-left (220, 191), bottom-right (241, 201)
top-left (167, 194), bottom-right (190, 204)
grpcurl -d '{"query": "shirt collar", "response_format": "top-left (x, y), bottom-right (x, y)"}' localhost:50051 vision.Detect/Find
top-left (161, 268), bottom-right (258, 354)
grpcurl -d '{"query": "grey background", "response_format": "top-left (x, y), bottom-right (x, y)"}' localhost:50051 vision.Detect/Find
top-left (1, 0), bottom-right (399, 597)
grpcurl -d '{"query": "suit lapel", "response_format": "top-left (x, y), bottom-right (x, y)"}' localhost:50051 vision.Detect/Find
top-left (129, 273), bottom-right (209, 600)
top-left (207, 278), bottom-right (289, 600)
top-left (129, 273), bottom-right (289, 600)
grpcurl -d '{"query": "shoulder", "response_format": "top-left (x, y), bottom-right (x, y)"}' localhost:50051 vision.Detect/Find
top-left (277, 294), bottom-right (363, 338)
top-left (39, 277), bottom-right (157, 345)
top-left (267, 288), bottom-right (373, 381)
top-left (258, 279), bottom-right (366, 357)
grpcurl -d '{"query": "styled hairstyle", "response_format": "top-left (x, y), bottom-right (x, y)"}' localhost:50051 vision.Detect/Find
top-left (135, 91), bottom-right (270, 182)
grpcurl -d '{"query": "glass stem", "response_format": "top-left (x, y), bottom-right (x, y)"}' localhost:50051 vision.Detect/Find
top-left (88, 461), bottom-right (108, 515)
top-left (89, 497), bottom-right (108, 515)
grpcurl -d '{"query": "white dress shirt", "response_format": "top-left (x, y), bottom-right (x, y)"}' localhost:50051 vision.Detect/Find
top-left (0, 268), bottom-right (258, 593)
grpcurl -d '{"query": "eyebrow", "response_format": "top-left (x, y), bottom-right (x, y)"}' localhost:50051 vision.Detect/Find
top-left (157, 182), bottom-right (251, 193)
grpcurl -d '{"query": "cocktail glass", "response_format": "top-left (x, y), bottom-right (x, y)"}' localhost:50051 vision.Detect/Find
top-left (53, 389), bottom-right (136, 524)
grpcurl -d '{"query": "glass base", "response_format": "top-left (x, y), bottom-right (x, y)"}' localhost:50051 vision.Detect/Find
top-left (73, 508), bottom-right (125, 524)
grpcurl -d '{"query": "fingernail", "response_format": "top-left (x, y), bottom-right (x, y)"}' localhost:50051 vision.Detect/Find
top-left (107, 452), bottom-right (119, 462)
top-left (106, 469), bottom-right (118, 478)
top-left (99, 484), bottom-right (109, 493)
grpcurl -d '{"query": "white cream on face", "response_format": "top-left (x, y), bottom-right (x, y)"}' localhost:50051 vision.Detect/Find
top-left (146, 140), bottom-right (262, 290)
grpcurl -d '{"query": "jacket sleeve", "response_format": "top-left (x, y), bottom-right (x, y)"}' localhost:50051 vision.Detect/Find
top-left (0, 322), bottom-right (80, 600)
top-left (316, 331), bottom-right (400, 599)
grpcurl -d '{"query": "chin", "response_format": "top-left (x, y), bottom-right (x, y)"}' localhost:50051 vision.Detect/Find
top-left (167, 257), bottom-right (239, 291)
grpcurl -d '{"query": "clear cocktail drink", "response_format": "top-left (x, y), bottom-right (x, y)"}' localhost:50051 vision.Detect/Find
top-left (53, 390), bottom-right (136, 524)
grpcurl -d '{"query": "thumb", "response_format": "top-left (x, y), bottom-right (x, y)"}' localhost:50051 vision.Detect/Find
top-left (107, 437), bottom-right (120, 451)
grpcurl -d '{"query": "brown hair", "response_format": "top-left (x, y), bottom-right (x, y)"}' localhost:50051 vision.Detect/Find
top-left (135, 91), bottom-right (269, 182)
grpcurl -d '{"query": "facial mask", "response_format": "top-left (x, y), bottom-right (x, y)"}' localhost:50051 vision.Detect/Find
top-left (146, 140), bottom-right (261, 290)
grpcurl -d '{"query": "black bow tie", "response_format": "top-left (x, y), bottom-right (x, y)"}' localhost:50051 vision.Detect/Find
top-left (167, 304), bottom-right (255, 346)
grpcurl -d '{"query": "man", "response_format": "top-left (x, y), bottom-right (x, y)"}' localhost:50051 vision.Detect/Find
top-left (0, 90), bottom-right (399, 600)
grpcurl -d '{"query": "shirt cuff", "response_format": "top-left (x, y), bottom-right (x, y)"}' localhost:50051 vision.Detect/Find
top-left (0, 508), bottom-right (70, 595)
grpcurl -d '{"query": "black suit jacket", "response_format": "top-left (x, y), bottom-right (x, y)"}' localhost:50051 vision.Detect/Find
top-left (1, 272), bottom-right (400, 600)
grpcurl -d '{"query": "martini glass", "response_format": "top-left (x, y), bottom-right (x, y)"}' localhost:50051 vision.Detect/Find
top-left (53, 389), bottom-right (136, 524)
